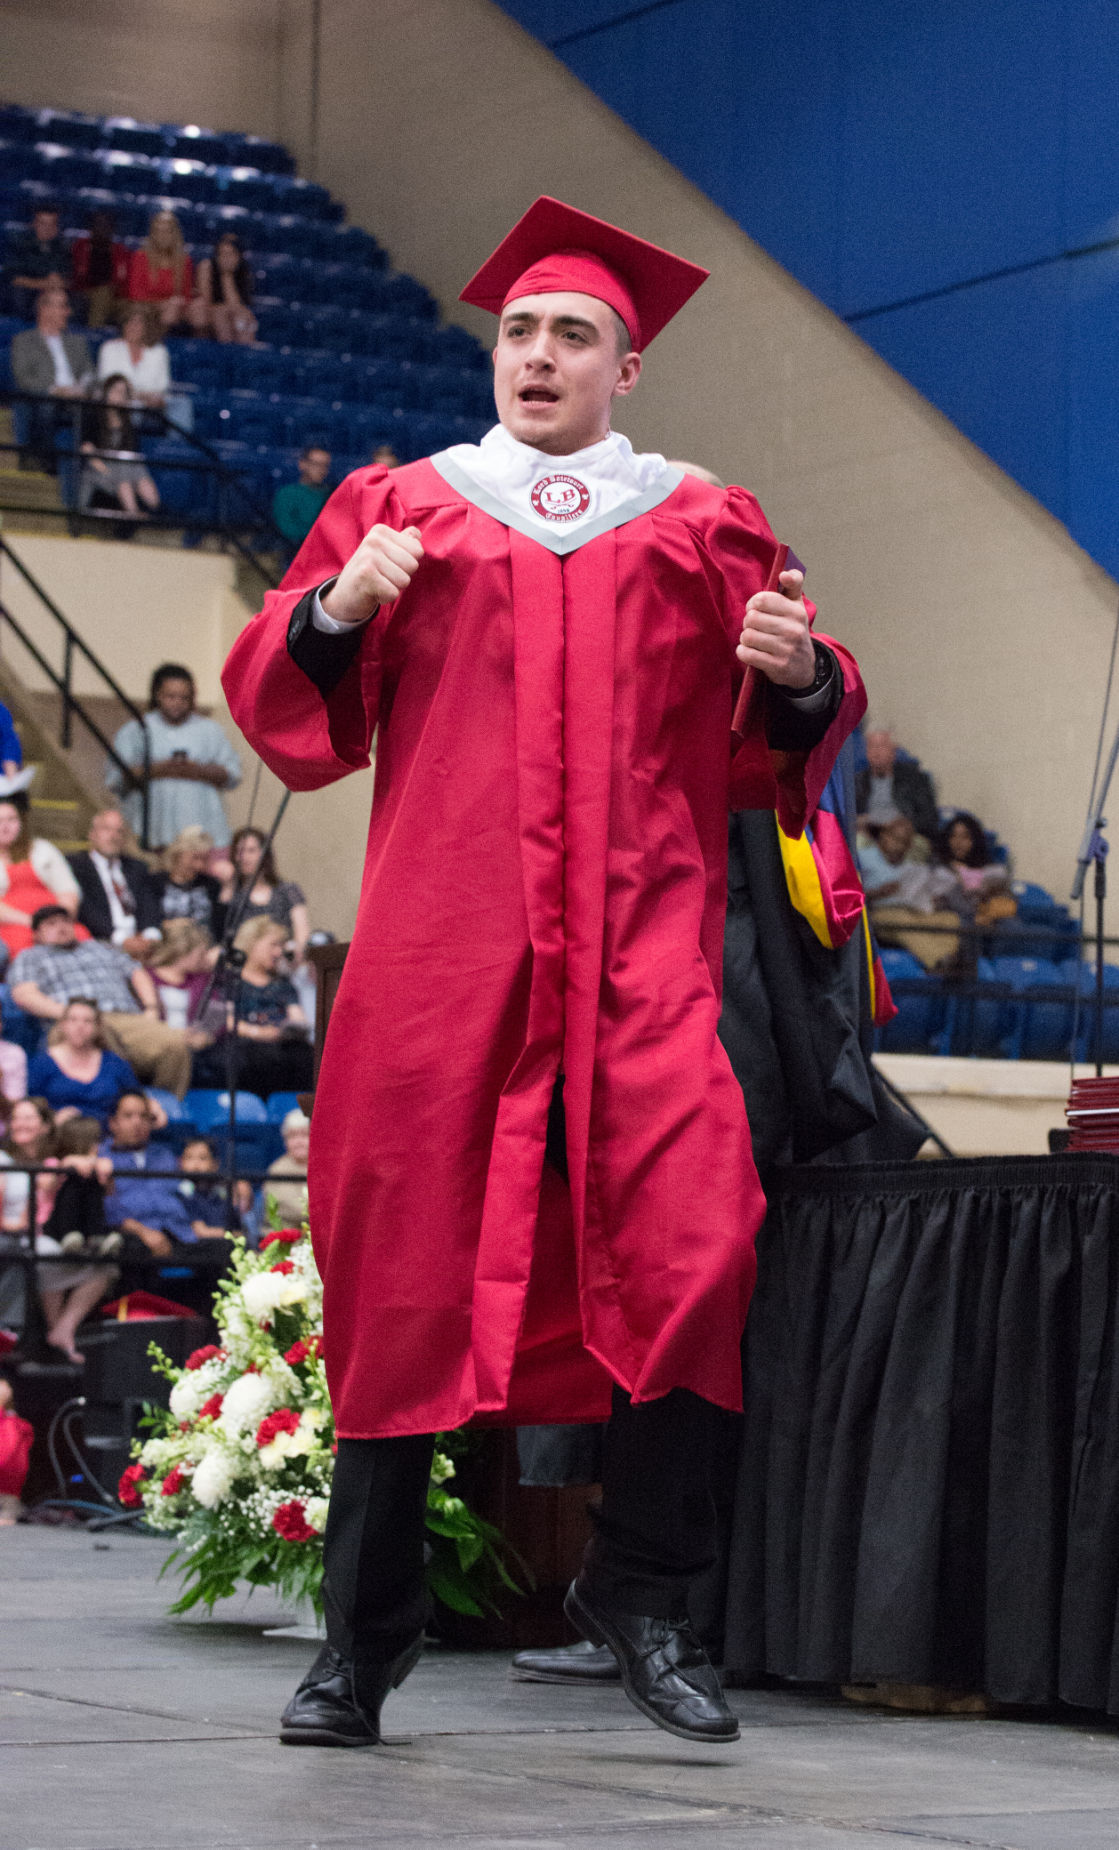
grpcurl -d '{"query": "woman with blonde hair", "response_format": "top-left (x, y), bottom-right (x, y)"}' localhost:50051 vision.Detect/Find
top-left (195, 916), bottom-right (313, 1097)
top-left (126, 211), bottom-right (193, 333)
top-left (148, 919), bottom-right (222, 1054)
top-left (149, 826), bottom-right (223, 937)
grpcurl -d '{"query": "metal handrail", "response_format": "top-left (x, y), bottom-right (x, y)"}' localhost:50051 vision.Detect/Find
top-left (0, 533), bottom-right (151, 847)
top-left (0, 387), bottom-right (286, 584)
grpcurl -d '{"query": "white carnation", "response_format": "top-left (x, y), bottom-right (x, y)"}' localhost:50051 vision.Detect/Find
top-left (192, 1448), bottom-right (240, 1509)
top-left (240, 1269), bottom-right (309, 1318)
top-left (169, 1373), bottom-right (214, 1420)
top-left (306, 1496), bottom-right (329, 1533)
top-left (219, 1371), bottom-right (275, 1434)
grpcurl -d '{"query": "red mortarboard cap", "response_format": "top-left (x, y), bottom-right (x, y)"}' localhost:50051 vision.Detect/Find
top-left (459, 196), bottom-right (709, 352)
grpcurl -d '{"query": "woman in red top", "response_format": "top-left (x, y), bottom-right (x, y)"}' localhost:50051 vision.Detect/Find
top-left (0, 797), bottom-right (88, 958)
top-left (127, 211), bottom-right (193, 333)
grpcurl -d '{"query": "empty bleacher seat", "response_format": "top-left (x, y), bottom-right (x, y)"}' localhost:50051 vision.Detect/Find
top-left (874, 949), bottom-right (943, 1055)
top-left (183, 1089), bottom-right (268, 1129)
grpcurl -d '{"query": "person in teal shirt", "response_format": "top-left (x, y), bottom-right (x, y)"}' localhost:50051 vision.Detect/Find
top-left (272, 444), bottom-right (332, 557)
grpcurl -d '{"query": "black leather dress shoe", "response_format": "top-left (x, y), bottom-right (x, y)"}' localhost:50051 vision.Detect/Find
top-left (510, 1639), bottom-right (621, 1683)
top-left (279, 1636), bottom-right (423, 1746)
top-left (565, 1576), bottom-right (739, 1744)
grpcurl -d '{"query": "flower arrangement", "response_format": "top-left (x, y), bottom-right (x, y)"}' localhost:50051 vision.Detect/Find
top-left (120, 1229), bottom-right (520, 1620)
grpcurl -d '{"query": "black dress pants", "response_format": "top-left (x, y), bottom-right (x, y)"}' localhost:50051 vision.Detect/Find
top-left (323, 1386), bottom-right (724, 1659)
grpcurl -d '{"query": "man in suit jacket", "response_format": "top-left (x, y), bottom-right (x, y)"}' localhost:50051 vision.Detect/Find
top-left (10, 287), bottom-right (91, 472)
top-left (68, 809), bottom-right (161, 951)
top-left (854, 725), bottom-right (940, 845)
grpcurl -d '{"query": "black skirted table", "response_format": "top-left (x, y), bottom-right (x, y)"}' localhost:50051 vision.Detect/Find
top-left (723, 1154), bottom-right (1119, 1714)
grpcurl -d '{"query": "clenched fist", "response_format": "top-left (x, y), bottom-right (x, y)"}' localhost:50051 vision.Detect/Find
top-left (321, 524), bottom-right (425, 626)
top-left (736, 568), bottom-right (815, 689)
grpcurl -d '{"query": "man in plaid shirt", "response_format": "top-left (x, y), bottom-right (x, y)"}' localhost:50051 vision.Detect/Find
top-left (9, 905), bottom-right (191, 1095)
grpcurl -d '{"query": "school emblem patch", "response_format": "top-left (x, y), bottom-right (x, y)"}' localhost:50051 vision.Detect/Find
top-left (530, 474), bottom-right (591, 522)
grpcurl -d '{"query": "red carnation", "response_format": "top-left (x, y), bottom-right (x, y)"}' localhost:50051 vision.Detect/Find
top-left (185, 1344), bottom-right (225, 1371)
top-left (284, 1335), bottom-right (322, 1367)
top-left (161, 1465), bottom-right (187, 1497)
top-left (273, 1498), bottom-right (317, 1543)
top-left (270, 1259), bottom-right (296, 1276)
top-left (118, 1462), bottom-right (145, 1508)
top-left (198, 1393), bottom-right (224, 1421)
top-left (256, 1407), bottom-right (301, 1449)
top-left (261, 1229), bottom-right (302, 1249)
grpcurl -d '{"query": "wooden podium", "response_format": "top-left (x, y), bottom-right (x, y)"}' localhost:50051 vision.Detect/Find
top-left (304, 939), bottom-right (592, 1646)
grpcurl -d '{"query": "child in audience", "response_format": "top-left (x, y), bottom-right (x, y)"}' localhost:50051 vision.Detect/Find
top-left (178, 1136), bottom-right (251, 1237)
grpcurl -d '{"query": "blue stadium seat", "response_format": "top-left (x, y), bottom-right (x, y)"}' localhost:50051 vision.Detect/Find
top-left (1072, 962), bottom-right (1119, 1064)
top-left (874, 948), bottom-right (941, 1054)
top-left (35, 109), bottom-right (105, 150)
top-left (931, 956), bottom-right (1006, 1056)
top-left (0, 139), bottom-right (47, 183)
top-left (183, 1089), bottom-right (268, 1129)
top-left (227, 133), bottom-right (296, 176)
top-left (0, 107), bottom-right (43, 145)
top-left (103, 118), bottom-right (169, 158)
top-left (96, 148), bottom-right (159, 191)
top-left (265, 1092), bottom-right (303, 1124)
top-left (147, 436), bottom-right (214, 519)
top-left (0, 985), bottom-right (44, 1057)
top-left (35, 144), bottom-right (104, 192)
top-left (147, 1087), bottom-right (189, 1123)
top-left (986, 955), bottom-right (1074, 1060)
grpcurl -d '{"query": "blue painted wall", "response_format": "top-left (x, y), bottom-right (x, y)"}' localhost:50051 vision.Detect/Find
top-left (497, 0), bottom-right (1119, 577)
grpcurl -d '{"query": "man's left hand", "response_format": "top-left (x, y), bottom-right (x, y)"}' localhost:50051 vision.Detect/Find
top-left (737, 569), bottom-right (815, 690)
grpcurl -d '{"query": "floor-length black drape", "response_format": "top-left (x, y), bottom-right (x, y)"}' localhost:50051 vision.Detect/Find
top-left (723, 1155), bottom-right (1119, 1712)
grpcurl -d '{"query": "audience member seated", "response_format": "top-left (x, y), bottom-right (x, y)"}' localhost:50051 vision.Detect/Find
top-left (126, 211), bottom-right (194, 334)
top-left (0, 701), bottom-right (22, 780)
top-left (102, 1090), bottom-right (231, 1280)
top-left (1, 1097), bottom-right (117, 1364)
top-left (70, 209), bottom-right (131, 329)
top-left (79, 374), bottom-right (161, 524)
top-left (938, 811), bottom-right (1016, 928)
top-left (26, 998), bottom-right (143, 1128)
top-left (68, 808), bottom-right (162, 950)
top-left (0, 1039), bottom-right (27, 1106)
top-left (859, 816), bottom-right (962, 972)
top-left (5, 204), bottom-right (70, 320)
top-left (179, 1135), bottom-right (249, 1235)
top-left (219, 828), bottom-right (310, 1009)
top-left (0, 794), bottom-right (83, 959)
top-left (107, 664), bottom-right (242, 851)
top-left (370, 443), bottom-right (400, 468)
top-left (9, 905), bottom-right (192, 1096)
top-left (150, 826), bottom-right (225, 935)
top-left (10, 288), bottom-right (92, 473)
top-left (96, 306), bottom-right (171, 410)
top-left (148, 920), bottom-right (222, 1051)
top-left (272, 444), bottom-right (332, 556)
top-left (193, 917), bottom-right (313, 1097)
top-left (190, 233), bottom-right (257, 345)
top-left (855, 725), bottom-right (940, 846)
top-left (264, 1107), bottom-right (310, 1229)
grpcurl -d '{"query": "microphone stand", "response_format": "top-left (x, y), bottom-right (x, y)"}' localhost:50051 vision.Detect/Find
top-left (195, 789), bottom-right (292, 1228)
top-left (1070, 721), bottom-right (1119, 1076)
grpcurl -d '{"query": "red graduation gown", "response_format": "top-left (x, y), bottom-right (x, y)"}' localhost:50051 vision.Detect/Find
top-left (222, 459), bottom-right (865, 1437)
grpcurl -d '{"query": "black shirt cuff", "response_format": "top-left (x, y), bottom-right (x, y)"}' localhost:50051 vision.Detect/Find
top-left (764, 642), bottom-right (842, 752)
top-left (286, 581), bottom-right (366, 697)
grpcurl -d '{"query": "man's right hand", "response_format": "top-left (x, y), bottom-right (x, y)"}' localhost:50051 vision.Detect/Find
top-left (320, 524), bottom-right (424, 626)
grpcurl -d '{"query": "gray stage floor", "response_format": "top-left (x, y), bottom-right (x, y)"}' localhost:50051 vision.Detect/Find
top-left (4, 1527), bottom-right (1119, 1849)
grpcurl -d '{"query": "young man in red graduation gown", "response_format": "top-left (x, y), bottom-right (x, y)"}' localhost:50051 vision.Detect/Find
top-left (223, 197), bottom-right (865, 1749)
